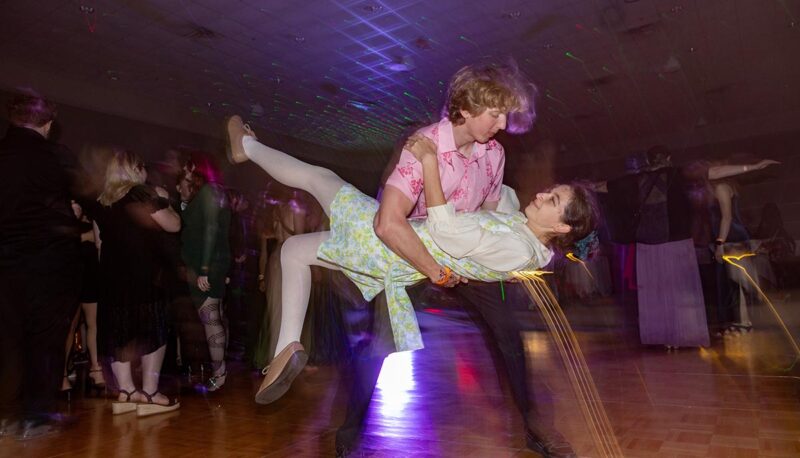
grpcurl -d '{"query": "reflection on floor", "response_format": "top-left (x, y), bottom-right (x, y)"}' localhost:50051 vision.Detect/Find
top-left (2, 289), bottom-right (799, 457)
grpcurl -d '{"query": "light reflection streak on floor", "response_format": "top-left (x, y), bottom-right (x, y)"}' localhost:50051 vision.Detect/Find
top-left (374, 350), bottom-right (416, 421)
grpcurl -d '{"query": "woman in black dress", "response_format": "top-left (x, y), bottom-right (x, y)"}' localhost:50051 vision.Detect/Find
top-left (61, 200), bottom-right (105, 395)
top-left (94, 150), bottom-right (181, 416)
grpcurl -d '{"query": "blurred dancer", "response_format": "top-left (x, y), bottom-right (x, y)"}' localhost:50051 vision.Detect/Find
top-left (0, 90), bottom-right (83, 439)
top-left (94, 150), bottom-right (181, 416)
top-left (180, 155), bottom-right (231, 391)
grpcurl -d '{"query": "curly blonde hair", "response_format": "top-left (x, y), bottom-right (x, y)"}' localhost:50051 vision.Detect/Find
top-left (443, 60), bottom-right (538, 134)
top-left (98, 149), bottom-right (146, 206)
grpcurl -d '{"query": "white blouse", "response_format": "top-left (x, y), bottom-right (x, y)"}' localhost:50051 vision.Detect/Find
top-left (425, 199), bottom-right (553, 272)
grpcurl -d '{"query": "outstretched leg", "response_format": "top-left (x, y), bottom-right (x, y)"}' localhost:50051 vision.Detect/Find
top-left (229, 117), bottom-right (345, 216)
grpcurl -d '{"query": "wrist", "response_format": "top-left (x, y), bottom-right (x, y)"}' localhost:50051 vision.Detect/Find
top-left (424, 264), bottom-right (442, 280)
top-left (421, 154), bottom-right (438, 165)
top-left (432, 266), bottom-right (453, 286)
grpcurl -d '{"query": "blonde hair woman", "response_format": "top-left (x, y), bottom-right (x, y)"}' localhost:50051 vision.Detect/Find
top-left (93, 149), bottom-right (181, 416)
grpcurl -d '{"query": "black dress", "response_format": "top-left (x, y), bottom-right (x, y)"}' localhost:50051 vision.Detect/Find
top-left (78, 240), bottom-right (100, 303)
top-left (94, 185), bottom-right (170, 362)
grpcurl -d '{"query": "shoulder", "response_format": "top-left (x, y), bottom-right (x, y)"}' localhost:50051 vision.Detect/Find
top-left (415, 122), bottom-right (438, 139)
top-left (127, 184), bottom-right (157, 203)
top-left (713, 181), bottom-right (734, 195)
top-left (486, 139), bottom-right (505, 155)
top-left (484, 140), bottom-right (505, 168)
top-left (194, 183), bottom-right (218, 202)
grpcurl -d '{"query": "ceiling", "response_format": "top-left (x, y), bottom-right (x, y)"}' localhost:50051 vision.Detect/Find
top-left (1, 0), bottom-right (799, 161)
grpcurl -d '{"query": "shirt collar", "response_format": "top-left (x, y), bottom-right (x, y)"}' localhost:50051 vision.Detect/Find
top-left (436, 118), bottom-right (489, 163)
top-left (518, 216), bottom-right (554, 266)
top-left (6, 125), bottom-right (48, 142)
top-left (437, 118), bottom-right (457, 154)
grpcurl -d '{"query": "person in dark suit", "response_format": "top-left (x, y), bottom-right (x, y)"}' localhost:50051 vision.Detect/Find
top-left (0, 90), bottom-right (83, 440)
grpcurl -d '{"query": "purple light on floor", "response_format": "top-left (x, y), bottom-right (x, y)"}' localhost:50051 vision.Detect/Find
top-left (375, 351), bottom-right (416, 419)
top-left (194, 383), bottom-right (208, 394)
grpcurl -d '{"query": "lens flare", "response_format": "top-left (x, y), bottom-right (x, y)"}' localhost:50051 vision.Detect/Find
top-left (513, 270), bottom-right (623, 458)
top-left (566, 252), bottom-right (595, 281)
top-left (722, 253), bottom-right (800, 357)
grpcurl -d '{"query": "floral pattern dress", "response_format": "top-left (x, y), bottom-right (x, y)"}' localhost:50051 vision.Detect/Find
top-left (317, 184), bottom-right (541, 352)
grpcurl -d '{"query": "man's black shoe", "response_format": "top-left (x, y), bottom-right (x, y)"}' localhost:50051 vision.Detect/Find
top-left (335, 427), bottom-right (360, 457)
top-left (15, 414), bottom-right (76, 442)
top-left (335, 442), bottom-right (352, 458)
top-left (16, 418), bottom-right (60, 441)
top-left (525, 428), bottom-right (577, 458)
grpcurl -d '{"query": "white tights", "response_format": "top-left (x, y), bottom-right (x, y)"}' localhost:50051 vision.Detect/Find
top-left (243, 137), bottom-right (344, 217)
top-left (242, 137), bottom-right (343, 358)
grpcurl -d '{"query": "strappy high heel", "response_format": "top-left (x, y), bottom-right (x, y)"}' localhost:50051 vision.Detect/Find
top-left (206, 371), bottom-right (227, 392)
top-left (136, 391), bottom-right (180, 417)
top-left (86, 368), bottom-right (107, 396)
top-left (88, 368), bottom-right (106, 388)
top-left (59, 374), bottom-right (73, 403)
top-left (111, 389), bottom-right (138, 415)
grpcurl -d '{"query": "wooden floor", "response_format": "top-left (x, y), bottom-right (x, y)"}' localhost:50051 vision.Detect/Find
top-left (2, 290), bottom-right (800, 457)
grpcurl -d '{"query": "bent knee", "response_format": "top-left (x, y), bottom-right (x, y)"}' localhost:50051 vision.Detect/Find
top-left (281, 234), bottom-right (319, 267)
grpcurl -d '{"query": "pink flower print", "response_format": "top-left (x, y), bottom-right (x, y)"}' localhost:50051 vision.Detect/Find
top-left (397, 163), bottom-right (415, 177)
top-left (441, 151), bottom-right (454, 169)
top-left (485, 160), bottom-right (494, 178)
top-left (451, 188), bottom-right (466, 201)
top-left (486, 139), bottom-right (498, 150)
top-left (410, 179), bottom-right (423, 196)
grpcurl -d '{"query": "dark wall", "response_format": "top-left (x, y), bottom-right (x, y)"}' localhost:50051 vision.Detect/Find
top-left (502, 129), bottom-right (800, 239)
top-left (0, 89), bottom-right (385, 199)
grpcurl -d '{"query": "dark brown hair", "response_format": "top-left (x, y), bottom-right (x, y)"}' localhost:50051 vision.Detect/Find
top-left (7, 89), bottom-right (57, 127)
top-left (551, 182), bottom-right (600, 252)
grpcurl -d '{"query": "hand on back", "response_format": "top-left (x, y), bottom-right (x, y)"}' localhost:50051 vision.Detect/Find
top-left (405, 134), bottom-right (437, 163)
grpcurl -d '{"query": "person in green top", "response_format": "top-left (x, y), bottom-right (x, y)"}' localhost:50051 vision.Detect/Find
top-left (180, 156), bottom-right (231, 391)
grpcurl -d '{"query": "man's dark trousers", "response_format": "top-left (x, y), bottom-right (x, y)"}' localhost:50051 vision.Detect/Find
top-left (335, 280), bottom-right (539, 448)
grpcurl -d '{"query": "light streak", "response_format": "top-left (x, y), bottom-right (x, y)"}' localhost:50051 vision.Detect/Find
top-left (513, 271), bottom-right (623, 458)
top-left (566, 252), bottom-right (595, 281)
top-left (722, 253), bottom-right (800, 357)
top-left (565, 51), bottom-right (584, 63)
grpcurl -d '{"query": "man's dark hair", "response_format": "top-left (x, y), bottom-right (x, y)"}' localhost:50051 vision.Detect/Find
top-left (8, 88), bottom-right (57, 127)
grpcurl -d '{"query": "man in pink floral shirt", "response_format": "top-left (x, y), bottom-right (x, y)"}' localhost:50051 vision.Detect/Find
top-left (375, 89), bottom-right (511, 285)
top-left (336, 63), bottom-right (576, 458)
top-left (384, 116), bottom-right (505, 219)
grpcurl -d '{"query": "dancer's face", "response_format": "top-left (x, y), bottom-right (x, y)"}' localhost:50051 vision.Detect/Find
top-left (177, 174), bottom-right (193, 202)
top-left (524, 185), bottom-right (573, 236)
top-left (461, 107), bottom-right (507, 144)
top-left (70, 200), bottom-right (83, 219)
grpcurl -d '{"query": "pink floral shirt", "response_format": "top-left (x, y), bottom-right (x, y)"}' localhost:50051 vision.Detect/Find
top-left (384, 118), bottom-right (505, 218)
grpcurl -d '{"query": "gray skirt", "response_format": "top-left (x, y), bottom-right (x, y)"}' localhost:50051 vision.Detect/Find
top-left (636, 239), bottom-right (710, 347)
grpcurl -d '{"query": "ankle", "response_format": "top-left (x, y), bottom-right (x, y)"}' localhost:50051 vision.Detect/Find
top-left (118, 389), bottom-right (138, 402)
top-left (242, 136), bottom-right (256, 157)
